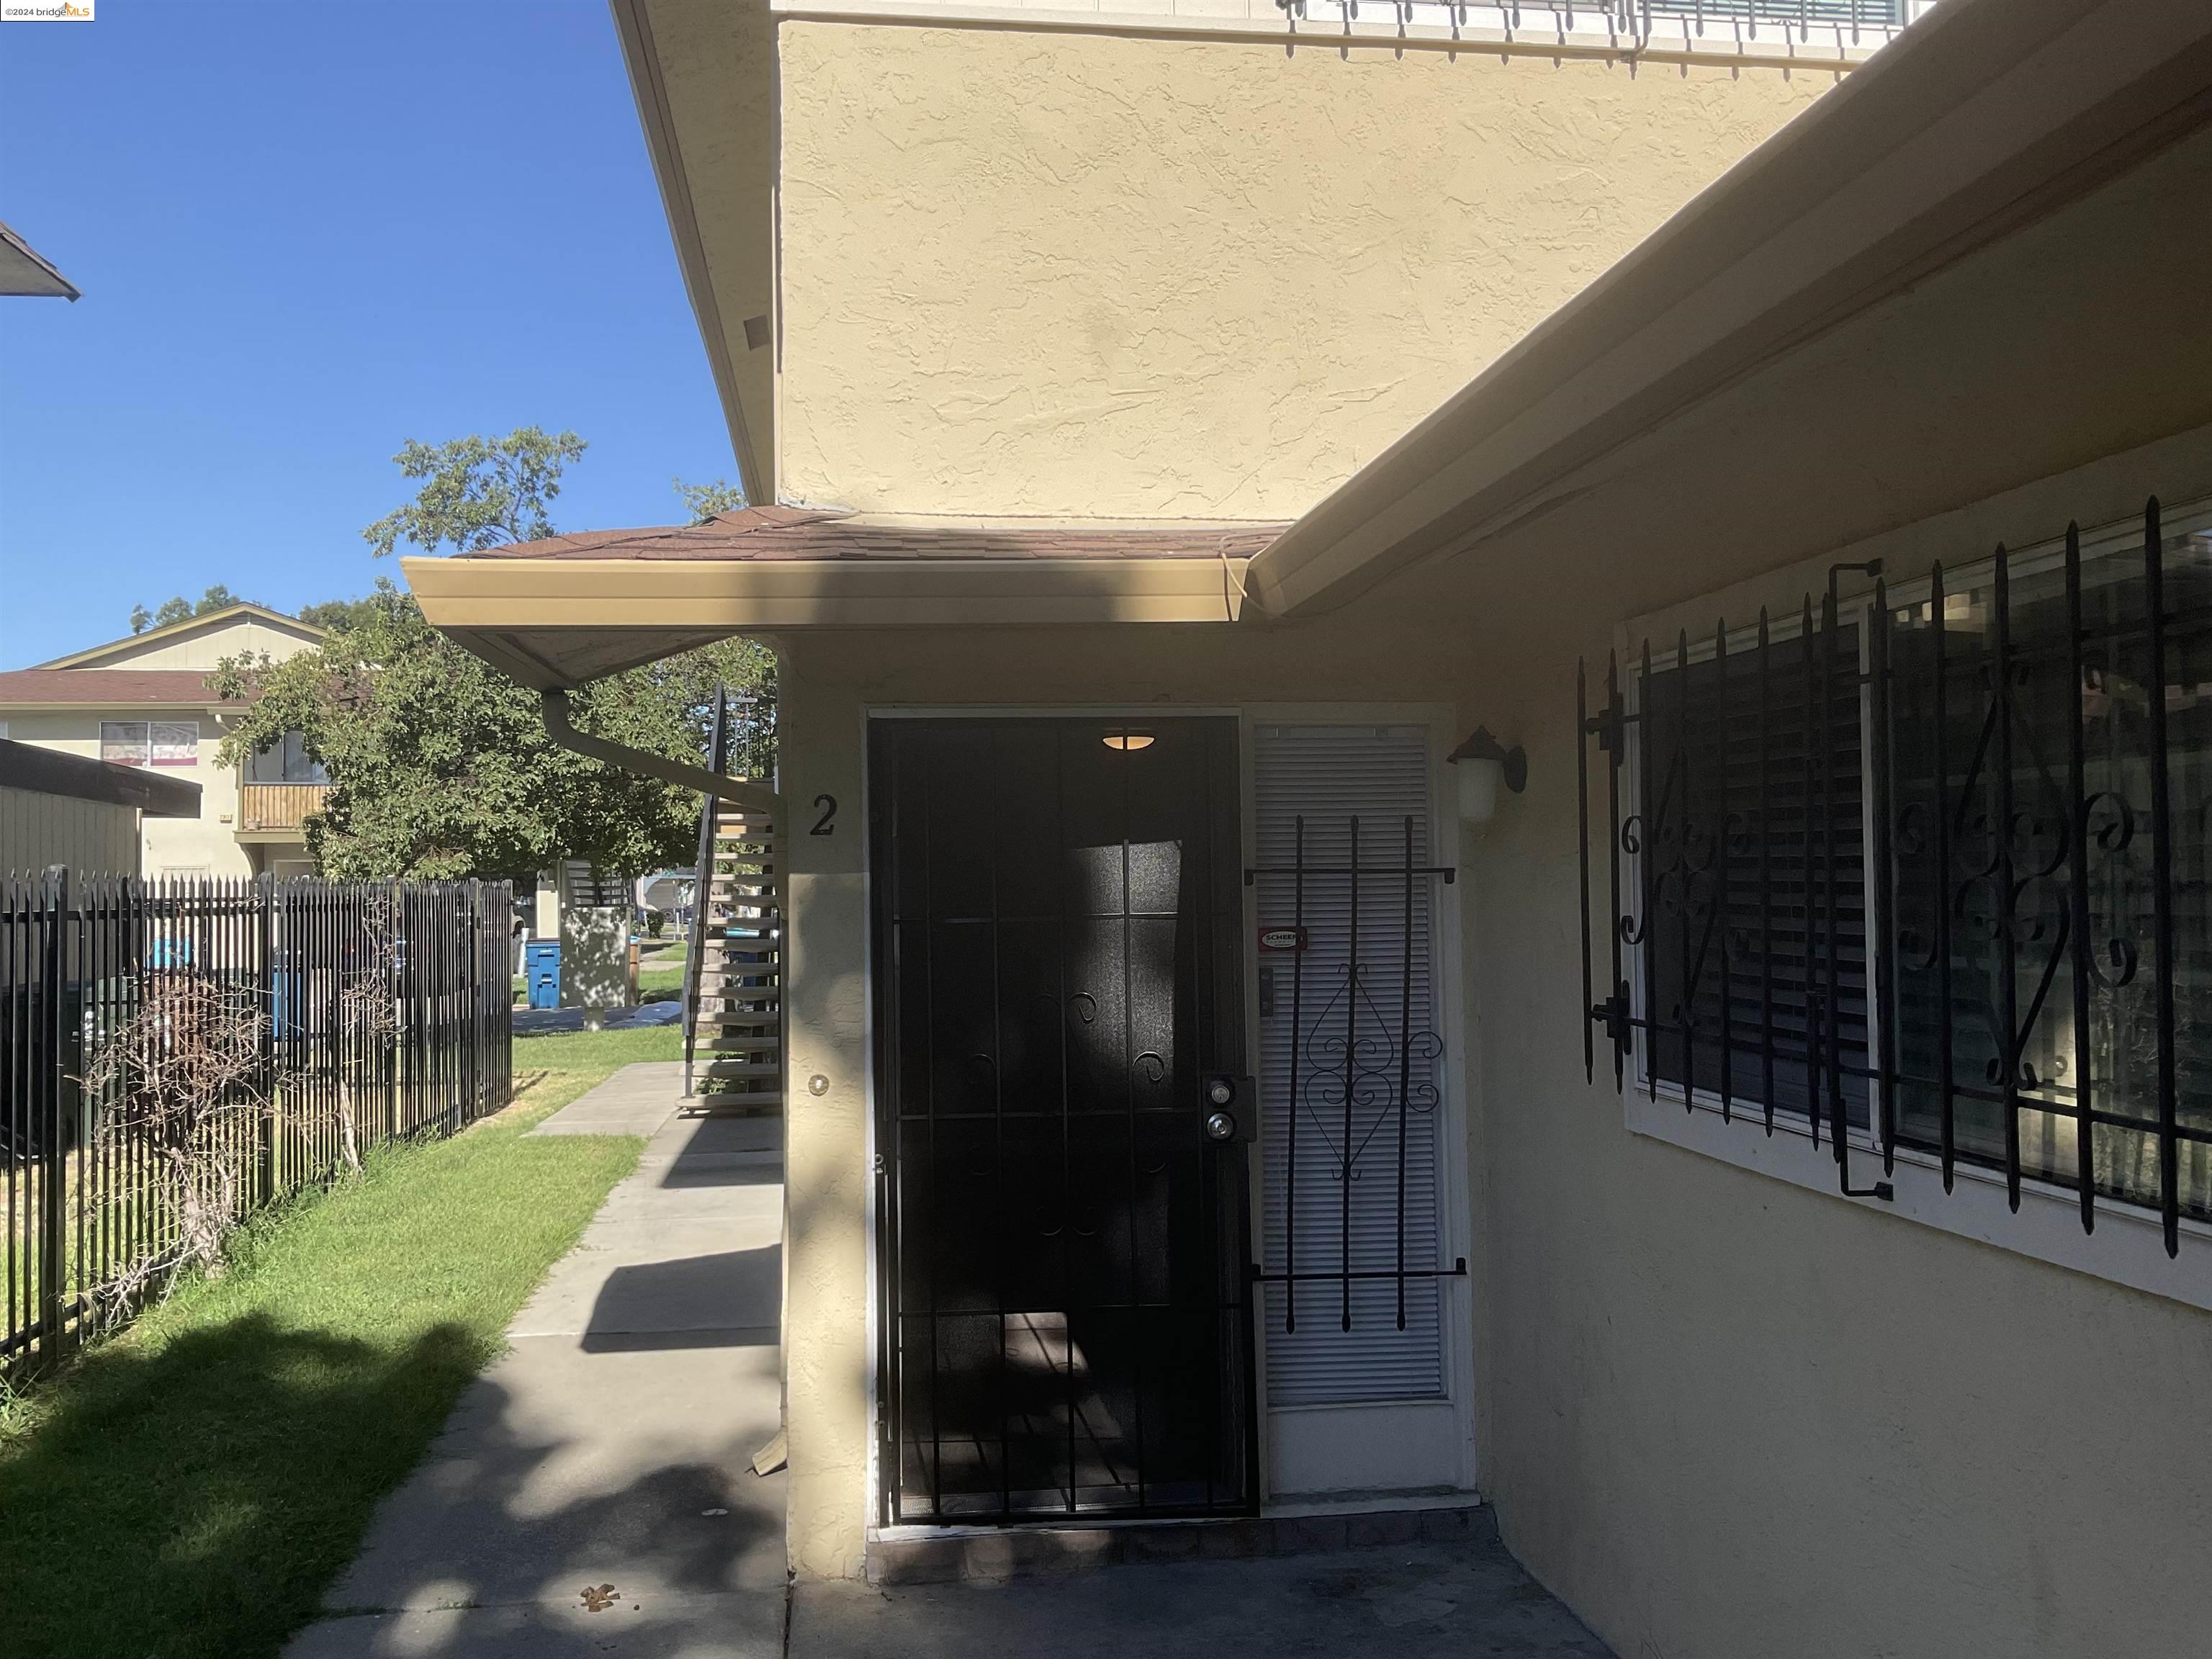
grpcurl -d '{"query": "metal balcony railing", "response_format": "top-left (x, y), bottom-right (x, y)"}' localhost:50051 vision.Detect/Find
top-left (1280, 1), bottom-right (1920, 37)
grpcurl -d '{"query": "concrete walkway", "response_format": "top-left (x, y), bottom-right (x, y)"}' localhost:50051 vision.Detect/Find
top-left (789, 1524), bottom-right (1615, 1659)
top-left (289, 1064), bottom-right (786, 1658)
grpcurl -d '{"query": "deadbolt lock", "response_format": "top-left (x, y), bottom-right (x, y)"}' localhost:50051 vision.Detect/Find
top-left (1201, 1075), bottom-right (1256, 1143)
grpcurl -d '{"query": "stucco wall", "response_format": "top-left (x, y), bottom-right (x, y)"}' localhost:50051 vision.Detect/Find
top-left (775, 22), bottom-right (1830, 518)
top-left (1462, 629), bottom-right (2212, 1659)
top-left (0, 709), bottom-right (247, 878)
top-left (770, 439), bottom-right (2212, 1656)
top-left (773, 605), bottom-right (1472, 1575)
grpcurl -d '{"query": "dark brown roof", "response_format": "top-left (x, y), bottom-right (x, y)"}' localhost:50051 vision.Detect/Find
top-left (463, 504), bottom-right (1288, 562)
top-left (0, 669), bottom-right (237, 707)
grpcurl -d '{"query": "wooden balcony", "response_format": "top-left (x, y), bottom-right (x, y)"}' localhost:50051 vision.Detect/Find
top-left (238, 782), bottom-right (330, 838)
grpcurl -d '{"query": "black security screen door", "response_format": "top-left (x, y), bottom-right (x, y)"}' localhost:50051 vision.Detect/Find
top-left (870, 716), bottom-right (1255, 1524)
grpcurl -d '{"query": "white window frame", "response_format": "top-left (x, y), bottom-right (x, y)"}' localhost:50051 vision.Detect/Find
top-left (1617, 503), bottom-right (2212, 1311)
top-left (100, 718), bottom-right (199, 768)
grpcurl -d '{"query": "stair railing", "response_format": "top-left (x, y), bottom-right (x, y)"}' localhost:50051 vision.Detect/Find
top-left (681, 685), bottom-right (732, 1099)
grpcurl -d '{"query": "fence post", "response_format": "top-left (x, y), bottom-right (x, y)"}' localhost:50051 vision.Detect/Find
top-left (40, 867), bottom-right (71, 1361)
top-left (256, 873), bottom-right (277, 1202)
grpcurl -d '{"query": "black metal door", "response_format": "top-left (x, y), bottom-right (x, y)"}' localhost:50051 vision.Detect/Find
top-left (870, 716), bottom-right (1255, 1523)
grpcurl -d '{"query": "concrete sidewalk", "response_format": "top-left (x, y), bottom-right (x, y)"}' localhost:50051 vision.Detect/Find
top-left (791, 1526), bottom-right (1614, 1659)
top-left (288, 1065), bottom-right (787, 1658)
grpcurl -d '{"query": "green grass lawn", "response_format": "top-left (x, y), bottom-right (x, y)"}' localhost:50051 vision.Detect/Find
top-left (0, 1023), bottom-right (679, 1659)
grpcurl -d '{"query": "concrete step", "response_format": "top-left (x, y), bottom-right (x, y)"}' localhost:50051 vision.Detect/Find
top-left (866, 1501), bottom-right (1493, 1588)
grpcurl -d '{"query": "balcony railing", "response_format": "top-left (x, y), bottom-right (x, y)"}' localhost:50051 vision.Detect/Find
top-left (238, 783), bottom-right (331, 836)
top-left (1282, 1), bottom-right (1920, 37)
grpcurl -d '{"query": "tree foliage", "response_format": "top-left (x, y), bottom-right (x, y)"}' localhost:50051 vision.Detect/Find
top-left (362, 427), bottom-right (588, 559)
top-left (213, 583), bottom-right (772, 881)
top-left (294, 593), bottom-right (388, 634)
top-left (210, 449), bottom-right (774, 882)
top-left (675, 476), bottom-right (745, 524)
top-left (130, 584), bottom-right (254, 634)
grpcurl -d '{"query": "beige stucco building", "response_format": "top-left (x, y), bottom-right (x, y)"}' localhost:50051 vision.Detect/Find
top-left (0, 605), bottom-right (328, 878)
top-left (406, 2), bottom-right (2212, 1654)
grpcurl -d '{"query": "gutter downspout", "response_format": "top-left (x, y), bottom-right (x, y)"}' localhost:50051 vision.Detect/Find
top-left (540, 690), bottom-right (782, 818)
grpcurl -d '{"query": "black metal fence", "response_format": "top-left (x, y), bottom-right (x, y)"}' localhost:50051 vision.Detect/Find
top-left (1, 872), bottom-right (513, 1368)
top-left (1580, 498), bottom-right (2212, 1256)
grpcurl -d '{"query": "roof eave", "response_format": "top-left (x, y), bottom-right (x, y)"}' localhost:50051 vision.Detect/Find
top-left (405, 553), bottom-right (1252, 688)
top-left (1248, 0), bottom-right (2212, 619)
top-left (0, 220), bottom-right (80, 301)
top-left (35, 603), bottom-right (325, 670)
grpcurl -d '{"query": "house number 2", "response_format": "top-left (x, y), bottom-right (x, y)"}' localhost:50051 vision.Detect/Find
top-left (810, 794), bottom-right (837, 835)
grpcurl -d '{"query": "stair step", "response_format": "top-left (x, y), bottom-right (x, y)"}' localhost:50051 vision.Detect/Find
top-left (700, 1038), bottom-right (781, 1053)
top-left (697, 1060), bottom-right (782, 1079)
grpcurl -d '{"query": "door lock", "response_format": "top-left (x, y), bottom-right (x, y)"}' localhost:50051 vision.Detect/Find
top-left (1202, 1074), bottom-right (1256, 1142)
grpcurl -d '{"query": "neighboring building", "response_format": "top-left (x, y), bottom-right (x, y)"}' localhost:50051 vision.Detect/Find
top-left (405, 3), bottom-right (2212, 1656)
top-left (0, 604), bottom-right (328, 878)
top-left (0, 737), bottom-right (200, 876)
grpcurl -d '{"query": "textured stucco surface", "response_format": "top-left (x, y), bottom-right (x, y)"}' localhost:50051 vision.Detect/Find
top-left (1460, 611), bottom-right (2212, 1657)
top-left (775, 24), bottom-right (1830, 518)
top-left (770, 433), bottom-right (2212, 1659)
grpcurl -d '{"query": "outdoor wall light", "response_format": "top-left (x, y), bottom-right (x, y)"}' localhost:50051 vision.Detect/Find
top-left (1447, 726), bottom-right (1527, 827)
top-left (1101, 730), bottom-right (1156, 752)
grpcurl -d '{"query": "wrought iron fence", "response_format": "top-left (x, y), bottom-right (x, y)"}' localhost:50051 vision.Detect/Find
top-left (1579, 498), bottom-right (2212, 1256)
top-left (1, 871), bottom-right (513, 1368)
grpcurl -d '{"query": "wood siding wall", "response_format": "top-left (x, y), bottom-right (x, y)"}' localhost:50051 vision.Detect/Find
top-left (0, 786), bottom-right (139, 876)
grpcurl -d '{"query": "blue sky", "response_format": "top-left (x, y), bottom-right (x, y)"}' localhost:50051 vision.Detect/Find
top-left (0, 0), bottom-right (734, 668)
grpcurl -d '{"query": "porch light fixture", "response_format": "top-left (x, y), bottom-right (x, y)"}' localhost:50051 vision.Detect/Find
top-left (1102, 730), bottom-right (1156, 752)
top-left (1447, 726), bottom-right (1527, 826)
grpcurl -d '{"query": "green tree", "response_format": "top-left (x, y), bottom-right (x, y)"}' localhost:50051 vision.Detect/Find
top-left (363, 427), bottom-right (587, 559)
top-left (211, 441), bottom-right (773, 881)
top-left (294, 593), bottom-right (389, 634)
top-left (674, 476), bottom-right (745, 523)
top-left (130, 583), bottom-right (253, 634)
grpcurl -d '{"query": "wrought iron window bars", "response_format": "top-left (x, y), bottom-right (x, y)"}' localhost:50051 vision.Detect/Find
top-left (1247, 815), bottom-right (1465, 1335)
top-left (1579, 499), bottom-right (2212, 1258)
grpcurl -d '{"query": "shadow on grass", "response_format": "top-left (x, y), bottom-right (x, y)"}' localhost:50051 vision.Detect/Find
top-left (0, 1308), bottom-right (783, 1659)
top-left (0, 1314), bottom-right (491, 1659)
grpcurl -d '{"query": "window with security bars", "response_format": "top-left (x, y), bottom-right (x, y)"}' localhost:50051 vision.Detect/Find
top-left (1629, 619), bottom-right (1869, 1132)
top-left (1581, 498), bottom-right (2212, 1256)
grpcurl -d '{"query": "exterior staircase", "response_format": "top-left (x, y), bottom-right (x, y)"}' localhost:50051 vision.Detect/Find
top-left (681, 686), bottom-right (783, 1112)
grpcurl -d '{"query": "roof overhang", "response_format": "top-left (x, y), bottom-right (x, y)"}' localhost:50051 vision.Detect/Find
top-left (612, 0), bottom-right (775, 500)
top-left (1249, 0), bottom-right (2212, 619)
top-left (405, 552), bottom-right (1253, 690)
top-left (0, 220), bottom-right (79, 300)
top-left (0, 739), bottom-right (201, 817)
top-left (35, 603), bottom-right (324, 670)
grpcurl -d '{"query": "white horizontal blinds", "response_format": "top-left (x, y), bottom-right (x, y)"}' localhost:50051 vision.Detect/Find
top-left (99, 721), bottom-right (149, 766)
top-left (1254, 724), bottom-right (1445, 1406)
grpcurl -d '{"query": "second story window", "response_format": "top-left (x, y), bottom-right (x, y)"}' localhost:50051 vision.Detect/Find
top-left (102, 719), bottom-right (199, 768)
top-left (248, 732), bottom-right (329, 784)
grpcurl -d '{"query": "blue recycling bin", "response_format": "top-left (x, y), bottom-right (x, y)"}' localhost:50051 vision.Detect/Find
top-left (524, 939), bottom-right (562, 1010)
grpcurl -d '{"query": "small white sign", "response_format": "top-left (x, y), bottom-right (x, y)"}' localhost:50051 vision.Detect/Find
top-left (1, 0), bottom-right (94, 19)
